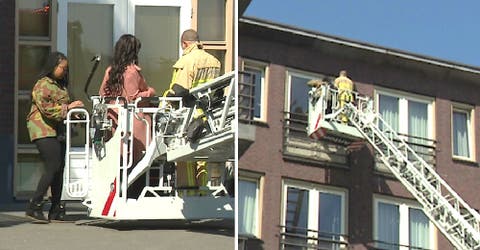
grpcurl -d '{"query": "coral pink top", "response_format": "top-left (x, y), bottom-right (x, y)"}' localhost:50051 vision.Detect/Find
top-left (99, 64), bottom-right (155, 101)
top-left (99, 64), bottom-right (156, 164)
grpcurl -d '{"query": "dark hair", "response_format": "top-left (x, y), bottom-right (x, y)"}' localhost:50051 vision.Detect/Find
top-left (39, 51), bottom-right (68, 87)
top-left (104, 34), bottom-right (141, 96)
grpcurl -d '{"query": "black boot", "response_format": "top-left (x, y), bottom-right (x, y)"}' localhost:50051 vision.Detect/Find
top-left (25, 199), bottom-right (48, 223)
top-left (48, 202), bottom-right (66, 222)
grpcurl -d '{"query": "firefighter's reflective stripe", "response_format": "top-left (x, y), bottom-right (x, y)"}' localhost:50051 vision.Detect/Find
top-left (184, 161), bottom-right (207, 195)
top-left (335, 76), bottom-right (354, 123)
top-left (186, 162), bottom-right (196, 195)
top-left (196, 161), bottom-right (208, 187)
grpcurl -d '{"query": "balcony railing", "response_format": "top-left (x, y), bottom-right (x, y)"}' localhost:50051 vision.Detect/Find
top-left (279, 225), bottom-right (349, 250)
top-left (283, 111), bottom-right (350, 167)
top-left (283, 111), bottom-right (437, 169)
top-left (371, 240), bottom-right (432, 250)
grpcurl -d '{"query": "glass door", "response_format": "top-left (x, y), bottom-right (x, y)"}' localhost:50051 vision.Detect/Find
top-left (128, 0), bottom-right (191, 93)
top-left (58, 0), bottom-right (116, 107)
top-left (58, 0), bottom-right (191, 102)
top-left (57, 0), bottom-right (190, 145)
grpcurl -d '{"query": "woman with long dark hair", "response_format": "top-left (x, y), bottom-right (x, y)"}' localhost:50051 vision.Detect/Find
top-left (99, 34), bottom-right (156, 198)
top-left (26, 51), bottom-right (84, 223)
top-left (100, 34), bottom-right (155, 100)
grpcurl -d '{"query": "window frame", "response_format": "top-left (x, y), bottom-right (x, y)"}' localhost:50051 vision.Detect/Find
top-left (373, 88), bottom-right (436, 173)
top-left (281, 179), bottom-right (348, 247)
top-left (374, 88), bottom-right (435, 142)
top-left (373, 195), bottom-right (437, 250)
top-left (285, 69), bottom-right (325, 116)
top-left (191, 0), bottom-right (234, 72)
top-left (451, 103), bottom-right (475, 161)
top-left (241, 59), bottom-right (268, 123)
top-left (15, 0), bottom-right (58, 198)
top-left (238, 171), bottom-right (263, 238)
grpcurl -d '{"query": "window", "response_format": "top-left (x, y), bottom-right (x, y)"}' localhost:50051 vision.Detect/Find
top-left (192, 0), bottom-right (234, 72)
top-left (452, 105), bottom-right (474, 160)
top-left (18, 0), bottom-right (51, 39)
top-left (196, 0), bottom-right (225, 41)
top-left (286, 71), bottom-right (324, 138)
top-left (375, 90), bottom-right (435, 172)
top-left (282, 70), bottom-right (350, 166)
top-left (282, 180), bottom-right (347, 249)
top-left (15, 0), bottom-right (55, 198)
top-left (374, 197), bottom-right (434, 250)
top-left (377, 90), bottom-right (433, 143)
top-left (238, 174), bottom-right (262, 237)
top-left (243, 60), bottom-right (267, 122)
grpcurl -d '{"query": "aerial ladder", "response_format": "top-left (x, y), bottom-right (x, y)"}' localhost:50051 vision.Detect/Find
top-left (307, 81), bottom-right (480, 249)
top-left (61, 72), bottom-right (235, 221)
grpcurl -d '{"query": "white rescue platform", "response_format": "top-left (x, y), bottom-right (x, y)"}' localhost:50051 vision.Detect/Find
top-left (62, 72), bottom-right (235, 221)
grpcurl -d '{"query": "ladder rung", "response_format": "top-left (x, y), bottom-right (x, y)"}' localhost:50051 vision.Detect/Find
top-left (68, 151), bottom-right (88, 155)
top-left (446, 221), bottom-right (461, 232)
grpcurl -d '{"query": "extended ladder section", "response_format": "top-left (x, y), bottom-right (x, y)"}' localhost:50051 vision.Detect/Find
top-left (308, 83), bottom-right (480, 250)
top-left (164, 72), bottom-right (235, 162)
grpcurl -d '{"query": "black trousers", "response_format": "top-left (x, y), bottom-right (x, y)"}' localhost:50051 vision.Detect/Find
top-left (32, 137), bottom-right (66, 205)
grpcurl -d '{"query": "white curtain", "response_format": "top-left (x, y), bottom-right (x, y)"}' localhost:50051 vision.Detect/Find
top-left (377, 202), bottom-right (400, 250)
top-left (379, 95), bottom-right (399, 132)
top-left (453, 111), bottom-right (470, 157)
top-left (408, 101), bottom-right (429, 160)
top-left (409, 208), bottom-right (430, 249)
top-left (408, 101), bottom-right (428, 144)
top-left (238, 179), bottom-right (257, 235)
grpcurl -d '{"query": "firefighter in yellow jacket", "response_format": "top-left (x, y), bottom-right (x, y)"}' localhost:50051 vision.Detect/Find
top-left (164, 29), bottom-right (221, 194)
top-left (334, 70), bottom-right (354, 123)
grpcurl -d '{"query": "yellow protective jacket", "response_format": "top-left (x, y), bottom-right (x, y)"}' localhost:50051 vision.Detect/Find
top-left (166, 42), bottom-right (220, 94)
top-left (334, 75), bottom-right (353, 92)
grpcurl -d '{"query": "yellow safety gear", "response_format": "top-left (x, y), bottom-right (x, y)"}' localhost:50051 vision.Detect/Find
top-left (334, 75), bottom-right (354, 123)
top-left (166, 42), bottom-right (221, 196)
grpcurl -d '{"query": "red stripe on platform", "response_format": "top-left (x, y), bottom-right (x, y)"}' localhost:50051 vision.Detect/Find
top-left (309, 128), bottom-right (326, 140)
top-left (314, 114), bottom-right (322, 130)
top-left (101, 178), bottom-right (117, 216)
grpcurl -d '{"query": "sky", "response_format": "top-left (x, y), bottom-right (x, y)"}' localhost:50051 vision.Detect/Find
top-left (244, 0), bottom-right (480, 68)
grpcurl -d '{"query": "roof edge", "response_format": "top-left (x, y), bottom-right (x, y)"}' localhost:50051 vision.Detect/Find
top-left (240, 16), bottom-right (480, 75)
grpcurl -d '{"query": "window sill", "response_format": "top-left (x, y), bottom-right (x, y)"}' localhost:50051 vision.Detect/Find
top-left (452, 157), bottom-right (479, 167)
top-left (238, 234), bottom-right (260, 240)
top-left (238, 119), bottom-right (269, 127)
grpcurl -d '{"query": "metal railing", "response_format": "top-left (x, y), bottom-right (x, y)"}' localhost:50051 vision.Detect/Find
top-left (282, 111), bottom-right (350, 167)
top-left (282, 111), bottom-right (437, 168)
top-left (279, 225), bottom-right (349, 250)
top-left (371, 240), bottom-right (432, 250)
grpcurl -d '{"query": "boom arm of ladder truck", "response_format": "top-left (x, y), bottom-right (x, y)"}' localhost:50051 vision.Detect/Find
top-left (307, 82), bottom-right (480, 250)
